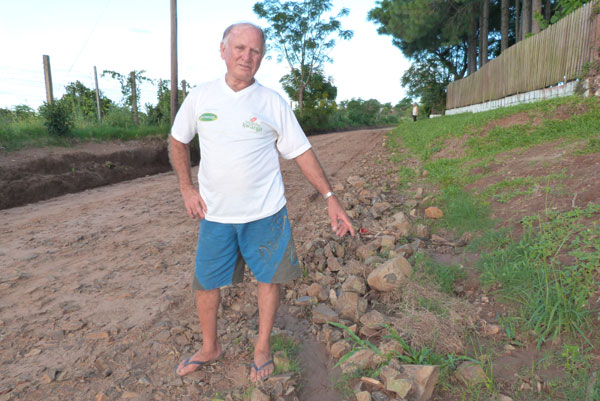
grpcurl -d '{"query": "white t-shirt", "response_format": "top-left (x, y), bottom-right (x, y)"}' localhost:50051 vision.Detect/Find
top-left (171, 76), bottom-right (312, 224)
top-left (412, 106), bottom-right (418, 116)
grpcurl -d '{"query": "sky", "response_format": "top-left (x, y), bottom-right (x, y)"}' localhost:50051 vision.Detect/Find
top-left (0, 0), bottom-right (411, 111)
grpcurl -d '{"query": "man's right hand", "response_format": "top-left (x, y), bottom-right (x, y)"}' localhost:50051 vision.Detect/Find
top-left (180, 184), bottom-right (207, 219)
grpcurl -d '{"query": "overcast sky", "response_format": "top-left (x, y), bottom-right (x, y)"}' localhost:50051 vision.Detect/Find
top-left (0, 0), bottom-right (411, 110)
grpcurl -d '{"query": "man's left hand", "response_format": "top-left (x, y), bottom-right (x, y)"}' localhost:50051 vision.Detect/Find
top-left (327, 196), bottom-right (355, 237)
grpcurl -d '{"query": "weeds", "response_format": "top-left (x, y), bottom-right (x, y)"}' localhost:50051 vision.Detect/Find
top-left (436, 185), bottom-right (494, 235)
top-left (270, 334), bottom-right (300, 375)
top-left (412, 252), bottom-right (466, 295)
top-left (390, 96), bottom-right (600, 190)
top-left (480, 203), bottom-right (600, 346)
top-left (479, 171), bottom-right (570, 204)
top-left (328, 321), bottom-right (381, 369)
top-left (574, 137), bottom-right (600, 155)
top-left (0, 113), bottom-right (168, 151)
top-left (396, 166), bottom-right (416, 189)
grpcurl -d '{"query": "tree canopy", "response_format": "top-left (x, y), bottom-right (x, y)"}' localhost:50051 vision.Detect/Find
top-left (368, 0), bottom-right (589, 114)
top-left (280, 68), bottom-right (337, 110)
top-left (60, 81), bottom-right (112, 121)
top-left (253, 0), bottom-right (353, 110)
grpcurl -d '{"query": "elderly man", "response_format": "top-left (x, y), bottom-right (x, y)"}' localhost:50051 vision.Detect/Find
top-left (170, 22), bottom-right (354, 382)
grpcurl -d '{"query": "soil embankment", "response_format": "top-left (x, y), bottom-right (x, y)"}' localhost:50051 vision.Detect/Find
top-left (0, 136), bottom-right (202, 210)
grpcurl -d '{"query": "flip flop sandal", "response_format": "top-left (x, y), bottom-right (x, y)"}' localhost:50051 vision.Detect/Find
top-left (174, 355), bottom-right (219, 377)
top-left (250, 359), bottom-right (274, 382)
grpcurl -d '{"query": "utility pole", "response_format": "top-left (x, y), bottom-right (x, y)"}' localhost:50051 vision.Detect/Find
top-left (170, 0), bottom-right (179, 125)
top-left (43, 55), bottom-right (54, 104)
top-left (131, 71), bottom-right (139, 125)
top-left (93, 66), bottom-right (102, 124)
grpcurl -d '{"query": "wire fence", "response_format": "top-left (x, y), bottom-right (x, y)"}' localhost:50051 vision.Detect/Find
top-left (446, 1), bottom-right (599, 110)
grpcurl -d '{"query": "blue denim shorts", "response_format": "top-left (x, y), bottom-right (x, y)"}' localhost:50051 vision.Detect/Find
top-left (192, 206), bottom-right (300, 290)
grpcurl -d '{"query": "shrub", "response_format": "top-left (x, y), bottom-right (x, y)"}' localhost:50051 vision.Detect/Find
top-left (39, 101), bottom-right (74, 136)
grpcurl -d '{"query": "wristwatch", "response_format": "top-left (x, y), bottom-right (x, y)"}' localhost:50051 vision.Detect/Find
top-left (323, 191), bottom-right (335, 200)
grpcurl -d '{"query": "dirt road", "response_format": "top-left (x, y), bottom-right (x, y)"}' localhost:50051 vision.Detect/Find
top-left (0, 128), bottom-right (388, 401)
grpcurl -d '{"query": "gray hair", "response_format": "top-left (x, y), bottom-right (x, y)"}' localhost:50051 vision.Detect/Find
top-left (222, 23), bottom-right (266, 54)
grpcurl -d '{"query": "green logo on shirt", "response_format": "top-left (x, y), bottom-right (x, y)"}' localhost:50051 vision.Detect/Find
top-left (199, 113), bottom-right (218, 121)
top-left (243, 116), bottom-right (262, 132)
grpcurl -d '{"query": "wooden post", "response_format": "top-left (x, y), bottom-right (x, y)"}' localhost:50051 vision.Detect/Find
top-left (43, 55), bottom-right (54, 104)
top-left (182, 79), bottom-right (187, 101)
top-left (170, 0), bottom-right (179, 125)
top-left (130, 71), bottom-right (139, 125)
top-left (93, 66), bottom-right (102, 124)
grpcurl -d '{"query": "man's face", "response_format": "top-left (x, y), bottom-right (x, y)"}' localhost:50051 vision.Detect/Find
top-left (220, 26), bottom-right (264, 87)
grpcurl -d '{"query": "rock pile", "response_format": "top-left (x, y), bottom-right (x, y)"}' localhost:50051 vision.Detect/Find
top-left (279, 167), bottom-right (480, 401)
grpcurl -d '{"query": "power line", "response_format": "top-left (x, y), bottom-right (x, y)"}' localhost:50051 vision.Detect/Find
top-left (67, 0), bottom-right (113, 73)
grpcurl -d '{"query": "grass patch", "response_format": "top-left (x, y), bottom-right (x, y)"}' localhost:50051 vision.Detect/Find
top-left (479, 203), bottom-right (600, 346)
top-left (389, 96), bottom-right (600, 188)
top-left (479, 171), bottom-right (570, 203)
top-left (0, 116), bottom-right (169, 151)
top-left (574, 136), bottom-right (600, 155)
top-left (384, 95), bottom-right (600, 400)
top-left (412, 252), bottom-right (467, 295)
top-left (396, 165), bottom-right (416, 189)
top-left (270, 333), bottom-right (300, 375)
top-left (436, 185), bottom-right (494, 235)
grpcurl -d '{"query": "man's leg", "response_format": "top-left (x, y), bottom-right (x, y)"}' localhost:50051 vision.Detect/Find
top-left (250, 282), bottom-right (280, 382)
top-left (175, 288), bottom-right (222, 376)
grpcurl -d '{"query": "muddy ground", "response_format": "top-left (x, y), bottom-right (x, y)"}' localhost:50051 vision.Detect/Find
top-left (0, 129), bottom-right (388, 401)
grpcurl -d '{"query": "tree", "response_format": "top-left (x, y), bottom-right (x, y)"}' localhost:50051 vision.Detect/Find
top-left (101, 70), bottom-right (153, 111)
top-left (515, 0), bottom-right (521, 42)
top-left (343, 98), bottom-right (383, 126)
top-left (480, 0), bottom-right (490, 65)
top-left (146, 79), bottom-right (171, 126)
top-left (253, 0), bottom-right (353, 110)
top-left (501, 0), bottom-right (509, 52)
top-left (146, 79), bottom-right (187, 126)
top-left (60, 81), bottom-right (112, 122)
top-left (522, 0), bottom-right (532, 37)
top-left (468, 2), bottom-right (478, 74)
top-left (279, 68), bottom-right (337, 109)
top-left (550, 0), bottom-right (587, 23)
top-left (368, 0), bottom-right (474, 80)
top-left (394, 97), bottom-right (414, 117)
top-left (369, 0), bottom-right (480, 107)
top-left (401, 56), bottom-right (451, 115)
top-left (532, 0), bottom-right (542, 32)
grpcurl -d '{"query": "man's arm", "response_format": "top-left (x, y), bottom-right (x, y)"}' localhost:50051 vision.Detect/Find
top-left (169, 135), bottom-right (207, 219)
top-left (294, 149), bottom-right (355, 237)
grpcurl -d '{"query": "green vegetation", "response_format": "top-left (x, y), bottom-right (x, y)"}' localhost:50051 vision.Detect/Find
top-left (295, 97), bottom-right (402, 134)
top-left (389, 96), bottom-right (600, 186)
top-left (480, 204), bottom-right (600, 346)
top-left (480, 171), bottom-right (569, 203)
top-left (367, 0), bottom-right (590, 114)
top-left (574, 137), bottom-right (600, 155)
top-left (0, 71), bottom-right (184, 151)
top-left (253, 0), bottom-right (353, 111)
top-left (270, 334), bottom-right (301, 375)
top-left (412, 252), bottom-right (466, 295)
top-left (388, 97), bottom-right (600, 347)
top-left (330, 321), bottom-right (478, 396)
top-left (0, 107), bottom-right (167, 151)
top-left (385, 94), bottom-right (600, 399)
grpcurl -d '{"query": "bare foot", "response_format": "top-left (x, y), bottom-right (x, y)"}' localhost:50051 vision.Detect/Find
top-left (175, 344), bottom-right (222, 376)
top-left (250, 351), bottom-right (274, 383)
